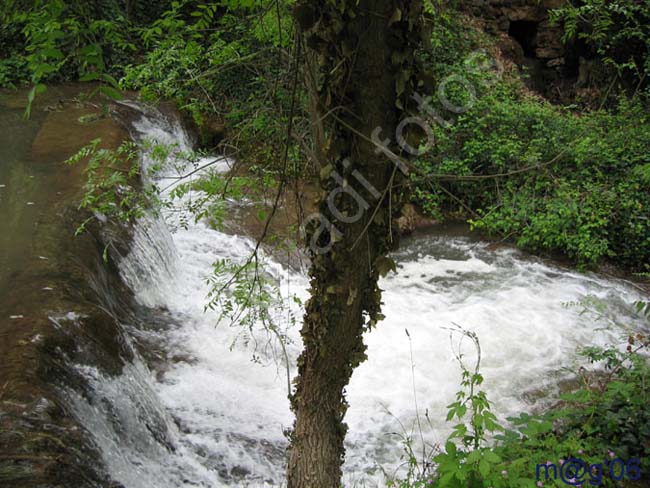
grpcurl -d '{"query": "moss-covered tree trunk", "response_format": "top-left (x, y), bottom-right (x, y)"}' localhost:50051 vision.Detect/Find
top-left (288, 1), bottom-right (424, 486)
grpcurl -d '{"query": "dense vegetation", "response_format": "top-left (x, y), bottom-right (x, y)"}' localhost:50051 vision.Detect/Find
top-left (408, 2), bottom-right (650, 272)
top-left (2, 0), bottom-right (649, 486)
top-left (3, 0), bottom-right (649, 271)
top-left (2, 0), bottom-right (300, 161)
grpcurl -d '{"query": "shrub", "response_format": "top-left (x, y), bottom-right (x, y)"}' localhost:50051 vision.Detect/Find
top-left (551, 0), bottom-right (650, 86)
top-left (411, 86), bottom-right (650, 271)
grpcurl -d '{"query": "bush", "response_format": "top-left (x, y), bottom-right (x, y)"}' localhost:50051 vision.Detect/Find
top-left (406, 1), bottom-right (650, 271)
top-left (410, 85), bottom-right (650, 271)
top-left (550, 0), bottom-right (650, 87)
top-left (121, 0), bottom-right (300, 166)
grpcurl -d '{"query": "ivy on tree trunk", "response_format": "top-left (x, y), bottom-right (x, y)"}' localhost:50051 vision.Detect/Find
top-left (288, 1), bottom-right (425, 486)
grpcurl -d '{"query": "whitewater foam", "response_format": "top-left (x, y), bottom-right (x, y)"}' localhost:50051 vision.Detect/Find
top-left (69, 105), bottom-right (647, 487)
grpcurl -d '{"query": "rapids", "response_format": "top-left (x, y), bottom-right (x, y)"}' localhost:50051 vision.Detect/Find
top-left (61, 104), bottom-right (647, 487)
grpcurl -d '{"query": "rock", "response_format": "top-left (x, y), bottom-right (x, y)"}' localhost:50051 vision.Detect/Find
top-left (395, 203), bottom-right (437, 235)
top-left (461, 1), bottom-right (566, 63)
top-left (536, 46), bottom-right (565, 59)
top-left (31, 105), bottom-right (127, 165)
top-left (200, 116), bottom-right (226, 148)
top-left (547, 57), bottom-right (566, 68)
top-left (0, 84), bottom-right (139, 488)
top-left (502, 6), bottom-right (545, 22)
top-left (541, 0), bottom-right (564, 8)
top-left (460, 0), bottom-right (582, 101)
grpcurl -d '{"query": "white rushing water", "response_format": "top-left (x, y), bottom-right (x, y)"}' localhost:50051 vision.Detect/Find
top-left (66, 105), bottom-right (648, 487)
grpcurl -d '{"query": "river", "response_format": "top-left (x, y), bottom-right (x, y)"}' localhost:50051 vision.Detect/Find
top-left (1, 98), bottom-right (647, 487)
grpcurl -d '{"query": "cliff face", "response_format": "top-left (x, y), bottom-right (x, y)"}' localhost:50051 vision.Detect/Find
top-left (464, 0), bottom-right (565, 61)
top-left (463, 0), bottom-right (580, 97)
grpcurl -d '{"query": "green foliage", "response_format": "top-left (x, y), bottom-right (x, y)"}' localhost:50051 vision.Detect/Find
top-left (3, 0), bottom-right (302, 173)
top-left (404, 1), bottom-right (650, 271)
top-left (3, 0), bottom-right (157, 85)
top-left (551, 0), bottom-right (650, 83)
top-left (166, 160), bottom-right (278, 231)
top-left (637, 300), bottom-right (650, 318)
top-left (388, 328), bottom-right (506, 488)
top-left (487, 334), bottom-right (650, 487)
top-left (0, 57), bottom-right (28, 89)
top-left (411, 85), bottom-right (650, 270)
top-left (420, 1), bottom-right (482, 83)
top-left (5, 0), bottom-right (137, 115)
top-left (0, 2), bottom-right (29, 89)
top-left (128, 138), bottom-right (297, 366)
top-left (65, 138), bottom-right (160, 235)
top-left (561, 337), bottom-right (650, 475)
top-left (431, 330), bottom-right (505, 488)
top-left (206, 255), bottom-right (299, 367)
top-left (121, 0), bottom-right (299, 166)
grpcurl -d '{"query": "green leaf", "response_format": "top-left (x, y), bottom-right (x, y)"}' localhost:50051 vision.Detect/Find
top-left (99, 85), bottom-right (123, 100)
top-left (24, 83), bottom-right (47, 119)
top-left (478, 457), bottom-right (491, 477)
top-left (445, 441), bottom-right (457, 456)
top-left (466, 450), bottom-right (482, 463)
top-left (484, 450), bottom-right (501, 463)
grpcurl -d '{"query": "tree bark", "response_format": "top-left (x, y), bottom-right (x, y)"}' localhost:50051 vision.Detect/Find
top-left (288, 1), bottom-right (424, 487)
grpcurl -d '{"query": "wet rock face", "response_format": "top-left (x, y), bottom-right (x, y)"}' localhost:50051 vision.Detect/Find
top-left (463, 0), bottom-right (568, 92)
top-left (0, 86), bottom-right (139, 488)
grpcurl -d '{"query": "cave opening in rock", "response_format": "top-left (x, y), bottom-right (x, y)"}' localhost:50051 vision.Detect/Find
top-left (508, 20), bottom-right (539, 58)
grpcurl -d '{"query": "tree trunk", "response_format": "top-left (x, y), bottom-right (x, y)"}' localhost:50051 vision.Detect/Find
top-left (288, 1), bottom-right (424, 487)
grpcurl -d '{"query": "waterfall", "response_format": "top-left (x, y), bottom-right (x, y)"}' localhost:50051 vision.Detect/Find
top-left (62, 103), bottom-right (647, 487)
